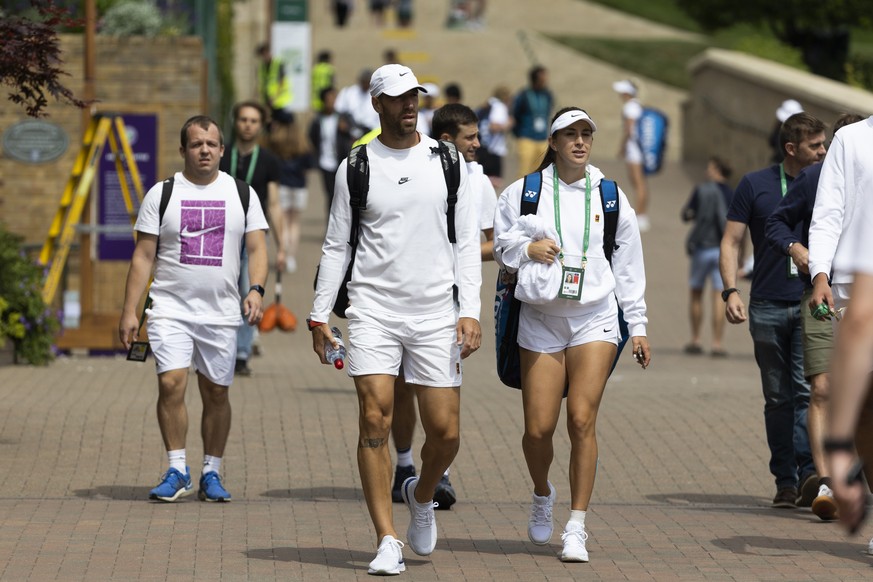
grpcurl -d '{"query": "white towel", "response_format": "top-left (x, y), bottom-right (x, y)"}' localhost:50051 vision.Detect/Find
top-left (496, 215), bottom-right (563, 304)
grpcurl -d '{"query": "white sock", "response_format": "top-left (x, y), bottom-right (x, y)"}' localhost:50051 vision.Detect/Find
top-left (167, 449), bottom-right (186, 473)
top-left (568, 510), bottom-right (586, 528)
top-left (203, 455), bottom-right (222, 475)
top-left (396, 447), bottom-right (414, 467)
top-left (443, 467), bottom-right (450, 478)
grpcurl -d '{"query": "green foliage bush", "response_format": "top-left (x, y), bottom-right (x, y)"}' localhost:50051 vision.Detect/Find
top-left (100, 1), bottom-right (165, 37)
top-left (0, 224), bottom-right (60, 365)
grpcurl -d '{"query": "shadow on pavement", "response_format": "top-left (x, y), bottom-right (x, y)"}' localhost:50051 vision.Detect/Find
top-left (441, 537), bottom-right (557, 556)
top-left (73, 485), bottom-right (151, 500)
top-left (245, 546), bottom-right (428, 570)
top-left (262, 486), bottom-right (364, 501)
top-left (713, 535), bottom-right (871, 564)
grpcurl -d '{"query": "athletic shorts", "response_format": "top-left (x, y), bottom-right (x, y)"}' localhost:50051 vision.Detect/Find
top-left (518, 295), bottom-right (621, 353)
top-left (346, 306), bottom-right (462, 387)
top-left (279, 185), bottom-right (308, 212)
top-left (689, 247), bottom-right (723, 291)
top-left (624, 139), bottom-right (643, 165)
top-left (147, 317), bottom-right (238, 386)
top-left (800, 287), bottom-right (833, 378)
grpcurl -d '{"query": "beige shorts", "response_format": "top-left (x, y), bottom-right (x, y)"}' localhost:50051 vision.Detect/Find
top-left (147, 317), bottom-right (238, 386)
top-left (279, 185), bottom-right (308, 212)
top-left (346, 306), bottom-right (462, 387)
top-left (518, 295), bottom-right (621, 353)
top-left (800, 287), bottom-right (833, 378)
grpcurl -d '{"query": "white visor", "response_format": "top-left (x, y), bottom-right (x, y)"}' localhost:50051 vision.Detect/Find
top-left (550, 110), bottom-right (597, 135)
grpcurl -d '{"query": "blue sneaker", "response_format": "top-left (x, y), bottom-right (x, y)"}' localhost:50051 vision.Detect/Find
top-left (149, 467), bottom-right (193, 502)
top-left (198, 471), bottom-right (231, 502)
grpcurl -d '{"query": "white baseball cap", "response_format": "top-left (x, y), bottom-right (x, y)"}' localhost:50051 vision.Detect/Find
top-left (612, 79), bottom-right (637, 97)
top-left (422, 83), bottom-right (440, 98)
top-left (550, 109), bottom-right (597, 134)
top-left (776, 99), bottom-right (803, 122)
top-left (369, 64), bottom-right (426, 98)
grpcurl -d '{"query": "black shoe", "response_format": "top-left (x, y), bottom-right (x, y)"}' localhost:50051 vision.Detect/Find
top-left (433, 475), bottom-right (456, 510)
top-left (773, 486), bottom-right (798, 508)
top-left (234, 358), bottom-right (252, 377)
top-left (796, 473), bottom-right (818, 507)
top-left (391, 465), bottom-right (416, 503)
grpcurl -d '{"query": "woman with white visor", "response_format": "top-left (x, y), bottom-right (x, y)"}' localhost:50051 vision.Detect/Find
top-left (494, 107), bottom-right (651, 562)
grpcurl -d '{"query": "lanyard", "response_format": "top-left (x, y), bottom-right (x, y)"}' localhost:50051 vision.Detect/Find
top-left (779, 163), bottom-right (787, 197)
top-left (552, 166), bottom-right (591, 264)
top-left (230, 145), bottom-right (259, 184)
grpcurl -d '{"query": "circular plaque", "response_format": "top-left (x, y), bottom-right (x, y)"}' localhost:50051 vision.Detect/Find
top-left (2, 120), bottom-right (69, 164)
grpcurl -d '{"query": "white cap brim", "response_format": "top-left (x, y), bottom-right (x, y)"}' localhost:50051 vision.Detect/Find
top-left (612, 80), bottom-right (637, 96)
top-left (550, 110), bottom-right (597, 134)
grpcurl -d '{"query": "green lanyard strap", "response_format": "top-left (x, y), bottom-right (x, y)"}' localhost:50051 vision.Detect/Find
top-left (230, 145), bottom-right (260, 185)
top-left (552, 166), bottom-right (591, 264)
top-left (779, 163), bottom-right (787, 197)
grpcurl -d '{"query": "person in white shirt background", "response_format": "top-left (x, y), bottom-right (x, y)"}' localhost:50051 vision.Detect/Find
top-left (308, 64), bottom-right (482, 576)
top-left (613, 79), bottom-right (651, 232)
top-left (494, 107), bottom-right (650, 563)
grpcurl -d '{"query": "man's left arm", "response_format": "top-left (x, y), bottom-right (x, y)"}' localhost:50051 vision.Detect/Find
top-left (454, 167), bottom-right (482, 357)
top-left (267, 179), bottom-right (285, 269)
top-left (243, 229), bottom-right (268, 325)
top-left (765, 181), bottom-right (812, 274)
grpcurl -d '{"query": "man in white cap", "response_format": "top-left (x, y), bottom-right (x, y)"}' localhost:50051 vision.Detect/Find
top-left (612, 79), bottom-right (651, 231)
top-left (308, 63), bottom-right (482, 575)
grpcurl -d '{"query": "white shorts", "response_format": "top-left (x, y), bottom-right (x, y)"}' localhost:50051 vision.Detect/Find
top-left (346, 306), bottom-right (462, 387)
top-left (518, 295), bottom-right (621, 353)
top-left (147, 317), bottom-right (238, 386)
top-left (624, 139), bottom-right (643, 165)
top-left (279, 185), bottom-right (308, 212)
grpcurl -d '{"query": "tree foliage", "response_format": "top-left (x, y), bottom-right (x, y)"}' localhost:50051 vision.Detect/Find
top-left (676, 0), bottom-right (873, 80)
top-left (0, 0), bottom-right (87, 117)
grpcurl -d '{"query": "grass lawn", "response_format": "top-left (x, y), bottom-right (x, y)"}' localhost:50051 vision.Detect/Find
top-left (557, 0), bottom-right (873, 91)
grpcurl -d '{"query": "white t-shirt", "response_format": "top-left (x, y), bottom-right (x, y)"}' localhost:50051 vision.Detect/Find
top-left (809, 116), bottom-right (873, 283)
top-left (468, 161), bottom-right (496, 231)
top-left (311, 134), bottom-right (482, 321)
top-left (335, 84), bottom-right (379, 136)
top-left (485, 98), bottom-right (510, 157)
top-left (135, 171), bottom-right (269, 324)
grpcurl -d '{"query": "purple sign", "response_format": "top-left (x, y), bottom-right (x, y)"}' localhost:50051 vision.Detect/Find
top-left (98, 113), bottom-right (158, 260)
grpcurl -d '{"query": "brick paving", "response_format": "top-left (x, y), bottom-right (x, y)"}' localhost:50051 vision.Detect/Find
top-left (1, 2), bottom-right (872, 580)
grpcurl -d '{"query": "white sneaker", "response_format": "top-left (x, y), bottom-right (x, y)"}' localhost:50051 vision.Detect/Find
top-left (285, 256), bottom-right (297, 273)
top-left (561, 521), bottom-right (589, 562)
top-left (811, 483), bottom-right (839, 521)
top-left (368, 535), bottom-right (405, 575)
top-left (528, 481), bottom-right (556, 545)
top-left (401, 476), bottom-right (437, 556)
top-left (867, 536), bottom-right (873, 556)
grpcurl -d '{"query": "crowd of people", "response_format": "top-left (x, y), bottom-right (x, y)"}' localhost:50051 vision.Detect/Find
top-left (114, 40), bottom-right (873, 576)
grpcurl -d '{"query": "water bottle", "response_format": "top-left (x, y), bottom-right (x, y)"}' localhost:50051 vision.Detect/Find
top-left (325, 326), bottom-right (346, 370)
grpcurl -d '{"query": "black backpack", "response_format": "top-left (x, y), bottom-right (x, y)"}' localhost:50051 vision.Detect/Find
top-left (320, 140), bottom-right (462, 318)
top-left (494, 171), bottom-right (629, 390)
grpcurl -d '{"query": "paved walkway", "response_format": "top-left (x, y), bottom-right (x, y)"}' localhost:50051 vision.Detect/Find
top-left (1, 2), bottom-right (872, 580)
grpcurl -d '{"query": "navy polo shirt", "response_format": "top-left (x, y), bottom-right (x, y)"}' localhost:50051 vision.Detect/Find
top-left (727, 164), bottom-right (805, 302)
top-left (764, 163), bottom-right (823, 287)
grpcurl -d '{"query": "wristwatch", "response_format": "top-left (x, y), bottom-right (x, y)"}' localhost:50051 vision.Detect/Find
top-left (249, 284), bottom-right (265, 297)
top-left (721, 287), bottom-right (739, 302)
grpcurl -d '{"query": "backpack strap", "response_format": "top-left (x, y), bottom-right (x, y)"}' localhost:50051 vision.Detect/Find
top-left (437, 140), bottom-right (461, 243)
top-left (599, 179), bottom-right (620, 265)
top-left (159, 176), bottom-right (175, 225)
top-left (234, 177), bottom-right (250, 219)
top-left (346, 144), bottom-right (369, 248)
top-left (520, 171), bottom-right (542, 216)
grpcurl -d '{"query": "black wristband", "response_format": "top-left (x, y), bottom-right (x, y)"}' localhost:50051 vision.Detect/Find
top-left (823, 438), bottom-right (855, 453)
top-left (721, 287), bottom-right (739, 302)
top-left (249, 284), bottom-right (265, 297)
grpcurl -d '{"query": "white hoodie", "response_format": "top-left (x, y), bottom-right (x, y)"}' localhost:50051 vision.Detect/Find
top-left (493, 163), bottom-right (648, 337)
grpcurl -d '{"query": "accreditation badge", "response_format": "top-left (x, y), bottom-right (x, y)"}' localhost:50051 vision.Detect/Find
top-left (558, 266), bottom-right (584, 300)
top-left (787, 257), bottom-right (799, 279)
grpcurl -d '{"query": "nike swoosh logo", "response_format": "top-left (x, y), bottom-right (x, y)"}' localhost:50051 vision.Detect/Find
top-left (603, 328), bottom-right (612, 333)
top-left (399, 72), bottom-right (408, 76)
top-left (181, 225), bottom-right (222, 238)
top-left (398, 177), bottom-right (410, 184)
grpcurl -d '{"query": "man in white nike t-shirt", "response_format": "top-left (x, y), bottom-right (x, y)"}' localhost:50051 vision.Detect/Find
top-left (119, 116), bottom-right (269, 504)
top-left (309, 64), bottom-right (482, 575)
